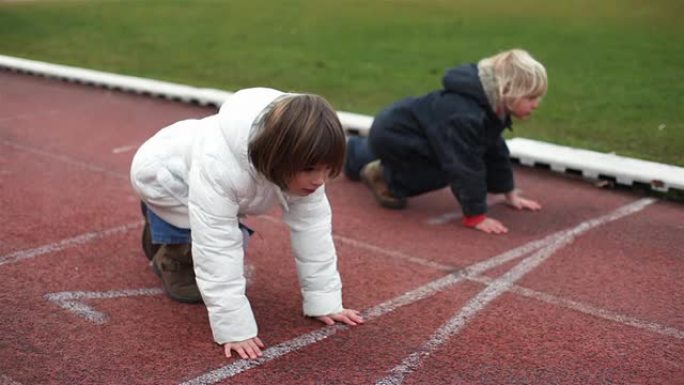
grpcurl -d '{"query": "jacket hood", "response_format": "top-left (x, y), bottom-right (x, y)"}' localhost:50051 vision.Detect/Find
top-left (216, 87), bottom-right (286, 168)
top-left (441, 64), bottom-right (489, 107)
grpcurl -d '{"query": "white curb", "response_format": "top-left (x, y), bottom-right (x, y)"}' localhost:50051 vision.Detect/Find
top-left (507, 138), bottom-right (683, 192)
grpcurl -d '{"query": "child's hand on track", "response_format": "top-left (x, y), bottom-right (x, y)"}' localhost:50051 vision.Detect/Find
top-left (224, 337), bottom-right (265, 359)
top-left (475, 217), bottom-right (509, 234)
top-left (505, 191), bottom-right (542, 211)
top-left (316, 309), bottom-right (364, 326)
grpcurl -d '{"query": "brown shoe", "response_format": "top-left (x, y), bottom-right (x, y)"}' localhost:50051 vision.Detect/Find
top-left (360, 160), bottom-right (407, 209)
top-left (152, 244), bottom-right (202, 303)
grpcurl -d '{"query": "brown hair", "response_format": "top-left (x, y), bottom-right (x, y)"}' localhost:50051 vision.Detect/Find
top-left (249, 93), bottom-right (346, 188)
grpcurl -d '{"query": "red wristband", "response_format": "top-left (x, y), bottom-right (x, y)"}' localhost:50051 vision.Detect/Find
top-left (462, 214), bottom-right (486, 227)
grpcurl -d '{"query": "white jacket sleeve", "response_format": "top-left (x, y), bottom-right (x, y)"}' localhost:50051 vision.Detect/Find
top-left (188, 160), bottom-right (257, 345)
top-left (282, 187), bottom-right (343, 317)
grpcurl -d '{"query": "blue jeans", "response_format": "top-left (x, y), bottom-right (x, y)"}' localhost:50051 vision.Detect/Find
top-left (348, 134), bottom-right (450, 198)
top-left (344, 135), bottom-right (378, 181)
top-left (143, 204), bottom-right (253, 249)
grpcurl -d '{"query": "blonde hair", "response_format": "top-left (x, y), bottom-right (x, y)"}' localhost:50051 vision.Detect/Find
top-left (249, 94), bottom-right (346, 188)
top-left (479, 49), bottom-right (548, 112)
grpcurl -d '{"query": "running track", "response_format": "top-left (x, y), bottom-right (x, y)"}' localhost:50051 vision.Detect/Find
top-left (1, 69), bottom-right (683, 385)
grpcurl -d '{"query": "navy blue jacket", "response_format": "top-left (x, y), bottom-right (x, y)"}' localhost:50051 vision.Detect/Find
top-left (369, 64), bottom-right (514, 216)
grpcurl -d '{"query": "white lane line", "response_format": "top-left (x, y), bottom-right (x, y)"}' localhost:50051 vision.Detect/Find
top-left (374, 197), bottom-right (655, 385)
top-left (112, 144), bottom-right (138, 154)
top-left (425, 211), bottom-right (464, 226)
top-left (469, 275), bottom-right (684, 340)
top-left (179, 198), bottom-right (654, 385)
top-left (0, 221), bottom-right (143, 266)
top-left (44, 287), bottom-right (164, 325)
top-left (0, 139), bottom-right (127, 179)
top-left (425, 195), bottom-right (505, 225)
top-left (333, 234), bottom-right (453, 271)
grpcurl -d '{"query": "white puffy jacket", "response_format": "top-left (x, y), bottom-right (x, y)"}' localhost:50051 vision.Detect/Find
top-left (130, 87), bottom-right (343, 344)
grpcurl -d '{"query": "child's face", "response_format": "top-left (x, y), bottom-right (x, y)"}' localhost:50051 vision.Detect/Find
top-left (286, 164), bottom-right (331, 196)
top-left (510, 96), bottom-right (541, 119)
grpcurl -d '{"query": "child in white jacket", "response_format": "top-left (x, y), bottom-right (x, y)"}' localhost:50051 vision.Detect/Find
top-left (130, 87), bottom-right (363, 359)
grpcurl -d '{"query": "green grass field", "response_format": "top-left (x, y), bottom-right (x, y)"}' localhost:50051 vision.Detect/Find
top-left (1, 0), bottom-right (682, 166)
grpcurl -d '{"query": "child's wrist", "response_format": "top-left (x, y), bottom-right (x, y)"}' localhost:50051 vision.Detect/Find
top-left (462, 214), bottom-right (486, 227)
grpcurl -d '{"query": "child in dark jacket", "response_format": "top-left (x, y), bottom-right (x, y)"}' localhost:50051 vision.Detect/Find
top-left (345, 48), bottom-right (547, 234)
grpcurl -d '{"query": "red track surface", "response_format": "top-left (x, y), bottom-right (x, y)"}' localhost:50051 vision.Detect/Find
top-left (1, 70), bottom-right (683, 385)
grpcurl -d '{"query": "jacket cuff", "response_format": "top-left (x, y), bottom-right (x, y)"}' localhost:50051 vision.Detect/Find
top-left (302, 290), bottom-right (343, 317)
top-left (208, 301), bottom-right (258, 345)
top-left (462, 214), bottom-right (486, 227)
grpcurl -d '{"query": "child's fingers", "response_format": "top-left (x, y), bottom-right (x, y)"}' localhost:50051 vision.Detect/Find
top-left (486, 224), bottom-right (507, 234)
top-left (476, 218), bottom-right (508, 234)
top-left (224, 340), bottom-right (263, 360)
top-left (337, 315), bottom-right (358, 326)
top-left (246, 340), bottom-right (263, 358)
top-left (318, 311), bottom-right (364, 326)
top-left (496, 222), bottom-right (508, 233)
top-left (518, 198), bottom-right (541, 211)
top-left (235, 346), bottom-right (249, 359)
top-left (528, 201), bottom-right (542, 210)
top-left (240, 345), bottom-right (257, 359)
top-left (229, 344), bottom-right (248, 359)
top-left (317, 316), bottom-right (335, 325)
top-left (336, 310), bottom-right (365, 326)
top-left (508, 203), bottom-right (523, 210)
top-left (505, 199), bottom-right (523, 210)
top-left (347, 309), bottom-right (365, 324)
top-left (254, 337), bottom-right (266, 349)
